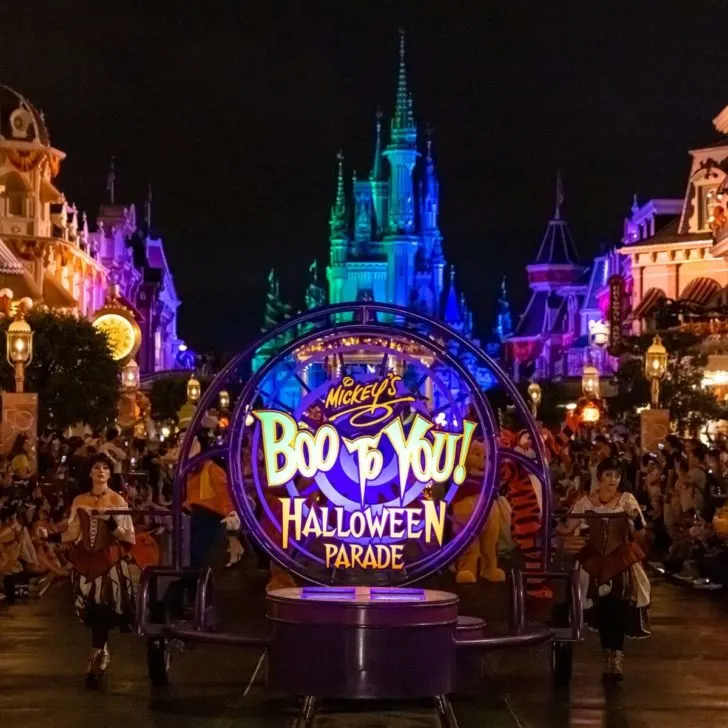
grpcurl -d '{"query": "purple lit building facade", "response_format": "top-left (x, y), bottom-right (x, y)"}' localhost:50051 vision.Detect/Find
top-left (506, 105), bottom-right (728, 390)
top-left (504, 183), bottom-right (621, 385)
top-left (0, 84), bottom-right (189, 373)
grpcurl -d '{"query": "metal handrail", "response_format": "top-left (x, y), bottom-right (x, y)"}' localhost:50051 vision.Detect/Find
top-left (508, 569), bottom-right (526, 634)
top-left (454, 625), bottom-right (554, 651)
top-left (134, 565), bottom-right (203, 635)
top-left (193, 567), bottom-right (215, 632)
top-left (525, 567), bottom-right (584, 642)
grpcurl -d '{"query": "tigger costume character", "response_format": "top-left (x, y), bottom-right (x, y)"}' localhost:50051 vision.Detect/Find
top-left (500, 411), bottom-right (580, 599)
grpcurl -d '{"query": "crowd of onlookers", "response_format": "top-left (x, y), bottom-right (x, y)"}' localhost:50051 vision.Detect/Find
top-left (5, 419), bottom-right (728, 603)
top-left (549, 430), bottom-right (728, 586)
top-left (0, 427), bottom-right (178, 602)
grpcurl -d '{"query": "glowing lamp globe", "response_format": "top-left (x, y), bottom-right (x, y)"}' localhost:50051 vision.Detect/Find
top-left (581, 401), bottom-right (601, 424)
top-left (527, 381), bottom-right (542, 407)
top-left (121, 358), bottom-right (140, 391)
top-left (219, 390), bottom-right (230, 411)
top-left (6, 313), bottom-right (33, 365)
top-left (582, 364), bottom-right (600, 398)
top-left (187, 375), bottom-right (201, 403)
top-left (645, 335), bottom-right (667, 380)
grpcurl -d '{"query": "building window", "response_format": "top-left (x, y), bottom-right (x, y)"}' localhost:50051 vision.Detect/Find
top-left (4, 173), bottom-right (26, 217)
top-left (700, 185), bottom-right (719, 230)
top-left (7, 190), bottom-right (24, 216)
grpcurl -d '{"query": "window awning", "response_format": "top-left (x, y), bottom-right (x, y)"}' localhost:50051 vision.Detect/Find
top-left (632, 288), bottom-right (665, 319)
top-left (679, 277), bottom-right (721, 306)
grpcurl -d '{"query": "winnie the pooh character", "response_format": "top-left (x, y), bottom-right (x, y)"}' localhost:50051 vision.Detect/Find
top-left (451, 438), bottom-right (506, 584)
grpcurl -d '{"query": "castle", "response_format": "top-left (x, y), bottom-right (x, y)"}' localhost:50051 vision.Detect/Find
top-left (261, 33), bottom-right (509, 373)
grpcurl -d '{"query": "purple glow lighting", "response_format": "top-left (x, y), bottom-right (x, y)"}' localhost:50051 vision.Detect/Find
top-left (174, 302), bottom-right (549, 586)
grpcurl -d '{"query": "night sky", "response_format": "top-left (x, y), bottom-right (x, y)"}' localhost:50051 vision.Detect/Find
top-left (1, 1), bottom-right (725, 352)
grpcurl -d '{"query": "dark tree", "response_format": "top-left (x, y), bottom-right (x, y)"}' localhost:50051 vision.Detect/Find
top-left (0, 310), bottom-right (120, 431)
top-left (610, 330), bottom-right (726, 433)
top-left (149, 376), bottom-right (190, 422)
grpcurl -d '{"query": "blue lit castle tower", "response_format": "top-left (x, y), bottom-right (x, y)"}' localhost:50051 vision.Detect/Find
top-left (327, 32), bottom-right (457, 326)
top-left (256, 33), bottom-right (495, 401)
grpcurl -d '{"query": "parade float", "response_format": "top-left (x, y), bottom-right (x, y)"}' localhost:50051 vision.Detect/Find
top-left (135, 303), bottom-right (583, 727)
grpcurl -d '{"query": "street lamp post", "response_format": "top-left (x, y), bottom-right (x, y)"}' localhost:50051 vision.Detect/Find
top-left (187, 374), bottom-right (201, 404)
top-left (582, 363), bottom-right (601, 399)
top-left (6, 307), bottom-right (33, 393)
top-left (527, 381), bottom-right (542, 419)
top-left (645, 335), bottom-right (668, 408)
top-left (121, 358), bottom-right (140, 392)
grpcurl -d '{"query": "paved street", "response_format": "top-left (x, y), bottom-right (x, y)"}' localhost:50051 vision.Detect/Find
top-left (1, 568), bottom-right (726, 728)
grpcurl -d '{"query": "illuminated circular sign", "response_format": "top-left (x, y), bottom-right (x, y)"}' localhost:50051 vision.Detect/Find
top-left (93, 312), bottom-right (139, 362)
top-left (175, 303), bottom-right (547, 587)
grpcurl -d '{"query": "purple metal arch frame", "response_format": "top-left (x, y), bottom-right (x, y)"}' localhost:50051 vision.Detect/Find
top-left (171, 303), bottom-right (550, 576)
top-left (228, 321), bottom-right (497, 585)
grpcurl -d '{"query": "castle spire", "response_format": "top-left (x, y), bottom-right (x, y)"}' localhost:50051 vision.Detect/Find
top-left (421, 127), bottom-right (440, 234)
top-left (370, 108), bottom-right (386, 182)
top-left (495, 275), bottom-right (513, 340)
top-left (392, 30), bottom-right (415, 134)
top-left (145, 182), bottom-right (152, 230)
top-left (444, 265), bottom-right (460, 323)
top-left (554, 169), bottom-right (564, 220)
top-left (329, 150), bottom-right (347, 237)
top-left (262, 269), bottom-right (280, 331)
top-left (106, 156), bottom-right (116, 204)
top-left (306, 260), bottom-right (325, 311)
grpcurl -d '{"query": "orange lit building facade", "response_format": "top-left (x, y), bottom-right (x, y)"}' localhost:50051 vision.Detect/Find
top-left (0, 84), bottom-right (188, 373)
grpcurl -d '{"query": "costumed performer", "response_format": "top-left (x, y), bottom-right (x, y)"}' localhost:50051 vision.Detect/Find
top-left (499, 410), bottom-right (580, 598)
top-left (47, 453), bottom-right (136, 682)
top-left (557, 456), bottom-right (651, 682)
top-left (452, 437), bottom-right (505, 584)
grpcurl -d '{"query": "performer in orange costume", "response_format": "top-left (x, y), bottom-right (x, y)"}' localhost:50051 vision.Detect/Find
top-left (499, 410), bottom-right (580, 598)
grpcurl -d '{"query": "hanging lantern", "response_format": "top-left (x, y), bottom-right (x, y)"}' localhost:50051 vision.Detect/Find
top-left (187, 374), bottom-right (201, 404)
top-left (219, 390), bottom-right (230, 411)
top-left (121, 358), bottom-right (140, 391)
top-left (582, 364), bottom-right (600, 398)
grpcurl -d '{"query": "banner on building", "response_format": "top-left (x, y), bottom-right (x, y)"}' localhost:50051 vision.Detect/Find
top-left (607, 275), bottom-right (624, 356)
top-left (640, 408), bottom-right (670, 455)
top-left (1, 392), bottom-right (38, 475)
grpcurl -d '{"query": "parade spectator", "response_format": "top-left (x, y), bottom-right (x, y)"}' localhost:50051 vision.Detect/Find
top-left (687, 444), bottom-right (708, 514)
top-left (589, 435), bottom-right (614, 493)
top-left (99, 427), bottom-right (127, 476)
top-left (9, 435), bottom-right (32, 479)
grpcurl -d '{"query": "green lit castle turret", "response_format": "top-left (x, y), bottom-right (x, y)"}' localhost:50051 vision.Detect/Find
top-left (255, 32), bottom-right (494, 392)
top-left (325, 31), bottom-right (460, 327)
